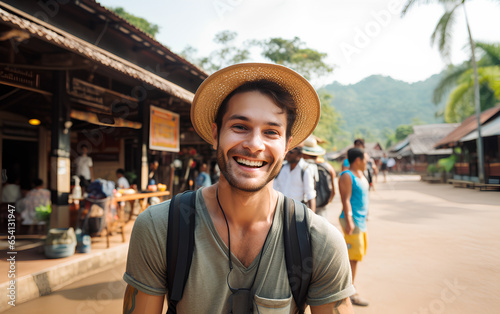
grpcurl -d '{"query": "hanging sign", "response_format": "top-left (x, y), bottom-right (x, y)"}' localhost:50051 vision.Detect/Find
top-left (149, 105), bottom-right (180, 152)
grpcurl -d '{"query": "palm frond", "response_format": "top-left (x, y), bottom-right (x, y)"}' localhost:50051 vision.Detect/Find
top-left (433, 63), bottom-right (470, 104)
top-left (431, 3), bottom-right (460, 61)
top-left (445, 81), bottom-right (474, 122)
top-left (476, 42), bottom-right (500, 66)
top-left (401, 0), bottom-right (420, 16)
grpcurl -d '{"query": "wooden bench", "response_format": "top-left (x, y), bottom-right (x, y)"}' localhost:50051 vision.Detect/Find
top-left (421, 176), bottom-right (445, 183)
top-left (447, 179), bottom-right (475, 189)
top-left (475, 183), bottom-right (500, 191)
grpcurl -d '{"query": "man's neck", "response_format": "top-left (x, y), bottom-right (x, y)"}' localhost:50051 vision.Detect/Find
top-left (288, 158), bottom-right (301, 171)
top-left (349, 166), bottom-right (364, 178)
top-left (203, 180), bottom-right (277, 230)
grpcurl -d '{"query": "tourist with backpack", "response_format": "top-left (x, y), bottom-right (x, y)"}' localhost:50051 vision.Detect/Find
top-left (122, 63), bottom-right (355, 313)
top-left (301, 136), bottom-right (336, 217)
top-left (273, 144), bottom-right (317, 213)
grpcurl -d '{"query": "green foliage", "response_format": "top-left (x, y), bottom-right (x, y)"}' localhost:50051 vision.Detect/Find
top-left (35, 203), bottom-right (52, 222)
top-left (427, 163), bottom-right (439, 174)
top-left (313, 91), bottom-right (344, 151)
top-left (433, 43), bottom-right (500, 123)
top-left (198, 31), bottom-right (250, 73)
top-left (257, 37), bottom-right (333, 81)
top-left (109, 7), bottom-right (160, 38)
top-left (395, 124), bottom-right (414, 142)
top-left (443, 65), bottom-right (500, 122)
top-left (438, 155), bottom-right (458, 173)
top-left (180, 31), bottom-right (334, 82)
top-left (321, 74), bottom-right (445, 147)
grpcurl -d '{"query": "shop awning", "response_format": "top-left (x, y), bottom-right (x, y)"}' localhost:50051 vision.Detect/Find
top-left (0, 6), bottom-right (194, 103)
top-left (70, 109), bottom-right (142, 129)
top-left (460, 115), bottom-right (500, 142)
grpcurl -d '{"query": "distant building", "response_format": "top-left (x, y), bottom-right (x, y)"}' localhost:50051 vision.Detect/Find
top-left (389, 124), bottom-right (459, 173)
top-left (435, 105), bottom-right (500, 184)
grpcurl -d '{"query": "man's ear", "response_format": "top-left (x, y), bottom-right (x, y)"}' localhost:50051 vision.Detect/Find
top-left (211, 123), bottom-right (218, 150)
top-left (284, 137), bottom-right (293, 157)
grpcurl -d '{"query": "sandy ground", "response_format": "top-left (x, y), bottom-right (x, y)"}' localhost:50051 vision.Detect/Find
top-left (320, 174), bottom-right (500, 314)
top-left (3, 174), bottom-right (499, 313)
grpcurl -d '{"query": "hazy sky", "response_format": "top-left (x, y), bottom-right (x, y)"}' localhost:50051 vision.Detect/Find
top-left (97, 0), bottom-right (500, 86)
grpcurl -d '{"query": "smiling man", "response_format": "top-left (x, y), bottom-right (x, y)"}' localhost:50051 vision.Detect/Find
top-left (123, 63), bottom-right (355, 314)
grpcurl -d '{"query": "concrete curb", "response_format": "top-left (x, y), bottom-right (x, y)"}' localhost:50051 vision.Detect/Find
top-left (0, 243), bottom-right (128, 312)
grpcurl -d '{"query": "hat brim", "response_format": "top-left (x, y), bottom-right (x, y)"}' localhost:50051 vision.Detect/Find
top-left (302, 147), bottom-right (326, 156)
top-left (190, 63), bottom-right (320, 149)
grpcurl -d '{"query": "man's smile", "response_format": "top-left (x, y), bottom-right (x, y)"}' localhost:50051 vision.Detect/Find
top-left (234, 157), bottom-right (267, 168)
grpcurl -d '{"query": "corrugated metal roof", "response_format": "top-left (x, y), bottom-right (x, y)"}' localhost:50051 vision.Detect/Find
top-left (434, 105), bottom-right (500, 148)
top-left (460, 114), bottom-right (500, 142)
top-left (0, 7), bottom-right (195, 103)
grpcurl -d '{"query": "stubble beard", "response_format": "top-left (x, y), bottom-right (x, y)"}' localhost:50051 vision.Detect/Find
top-left (216, 146), bottom-right (283, 193)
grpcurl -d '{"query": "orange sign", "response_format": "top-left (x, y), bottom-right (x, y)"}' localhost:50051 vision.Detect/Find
top-left (149, 106), bottom-right (180, 152)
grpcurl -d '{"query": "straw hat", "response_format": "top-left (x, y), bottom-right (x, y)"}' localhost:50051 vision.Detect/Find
top-left (190, 63), bottom-right (321, 149)
top-left (301, 135), bottom-right (325, 156)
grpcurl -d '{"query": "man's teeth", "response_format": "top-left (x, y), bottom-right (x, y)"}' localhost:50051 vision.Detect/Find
top-left (236, 158), bottom-right (263, 167)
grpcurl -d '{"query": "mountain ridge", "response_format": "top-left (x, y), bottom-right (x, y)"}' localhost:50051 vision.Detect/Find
top-left (321, 72), bottom-right (447, 147)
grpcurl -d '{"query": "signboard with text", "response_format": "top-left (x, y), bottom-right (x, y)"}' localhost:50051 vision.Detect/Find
top-left (149, 105), bottom-right (180, 152)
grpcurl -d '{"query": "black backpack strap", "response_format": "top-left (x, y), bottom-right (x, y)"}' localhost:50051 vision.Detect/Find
top-left (166, 191), bottom-right (196, 313)
top-left (283, 196), bottom-right (313, 314)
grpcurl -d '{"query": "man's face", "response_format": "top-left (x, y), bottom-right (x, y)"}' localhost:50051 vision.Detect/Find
top-left (355, 156), bottom-right (367, 171)
top-left (285, 147), bottom-right (302, 164)
top-left (212, 91), bottom-right (291, 192)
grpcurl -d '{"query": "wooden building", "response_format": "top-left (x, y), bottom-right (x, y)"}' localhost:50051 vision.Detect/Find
top-left (0, 1), bottom-right (211, 228)
top-left (435, 105), bottom-right (500, 185)
top-left (389, 124), bottom-right (458, 174)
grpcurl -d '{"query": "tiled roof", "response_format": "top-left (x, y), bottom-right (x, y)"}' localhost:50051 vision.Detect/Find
top-left (434, 105), bottom-right (500, 148)
top-left (0, 7), bottom-right (195, 103)
top-left (460, 114), bottom-right (500, 142)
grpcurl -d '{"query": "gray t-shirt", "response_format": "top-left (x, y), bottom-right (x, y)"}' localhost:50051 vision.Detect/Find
top-left (124, 189), bottom-right (354, 313)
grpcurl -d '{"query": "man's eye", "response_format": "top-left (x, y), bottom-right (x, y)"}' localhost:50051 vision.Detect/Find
top-left (232, 125), bottom-right (247, 130)
top-left (265, 130), bottom-right (279, 136)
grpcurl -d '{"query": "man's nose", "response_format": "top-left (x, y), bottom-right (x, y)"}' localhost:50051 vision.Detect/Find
top-left (244, 130), bottom-right (265, 152)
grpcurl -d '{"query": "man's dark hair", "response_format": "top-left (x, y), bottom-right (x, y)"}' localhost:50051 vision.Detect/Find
top-left (347, 148), bottom-right (364, 165)
top-left (116, 168), bottom-right (125, 175)
top-left (214, 79), bottom-right (297, 140)
top-left (34, 178), bottom-right (43, 187)
top-left (354, 138), bottom-right (365, 147)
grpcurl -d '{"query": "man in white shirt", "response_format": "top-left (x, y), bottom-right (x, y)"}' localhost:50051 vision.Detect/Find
top-left (74, 145), bottom-right (94, 187)
top-left (274, 146), bottom-right (317, 212)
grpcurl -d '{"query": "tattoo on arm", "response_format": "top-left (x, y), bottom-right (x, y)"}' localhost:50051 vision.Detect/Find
top-left (123, 285), bottom-right (138, 314)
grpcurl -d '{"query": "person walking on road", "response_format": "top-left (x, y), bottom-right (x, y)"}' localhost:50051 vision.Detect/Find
top-left (273, 144), bottom-right (317, 212)
top-left (122, 63), bottom-right (355, 313)
top-left (380, 152), bottom-right (389, 183)
top-left (339, 147), bottom-right (370, 307)
top-left (342, 139), bottom-right (377, 191)
top-left (301, 135), bottom-right (336, 216)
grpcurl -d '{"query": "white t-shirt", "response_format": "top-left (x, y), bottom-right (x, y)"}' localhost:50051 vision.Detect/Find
top-left (274, 158), bottom-right (316, 202)
top-left (117, 176), bottom-right (130, 189)
top-left (75, 155), bottom-right (93, 180)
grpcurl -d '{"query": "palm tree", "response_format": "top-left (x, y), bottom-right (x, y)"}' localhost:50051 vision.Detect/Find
top-left (401, 0), bottom-right (493, 183)
top-left (433, 43), bottom-right (500, 122)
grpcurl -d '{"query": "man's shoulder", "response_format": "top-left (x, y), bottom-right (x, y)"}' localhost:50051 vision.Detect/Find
top-left (308, 210), bottom-right (345, 249)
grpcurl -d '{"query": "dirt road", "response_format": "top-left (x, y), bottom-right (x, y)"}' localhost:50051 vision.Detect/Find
top-left (322, 175), bottom-right (500, 314)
